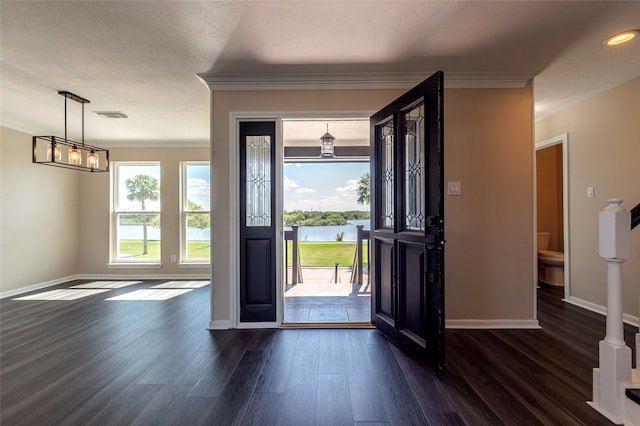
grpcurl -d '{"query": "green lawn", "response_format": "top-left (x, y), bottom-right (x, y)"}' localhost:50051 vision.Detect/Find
top-left (119, 240), bottom-right (210, 260)
top-left (119, 240), bottom-right (161, 259)
top-left (120, 239), bottom-right (366, 267)
top-left (186, 241), bottom-right (211, 259)
top-left (286, 241), bottom-right (369, 267)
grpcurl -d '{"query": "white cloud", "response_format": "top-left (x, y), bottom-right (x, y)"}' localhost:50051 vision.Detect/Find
top-left (296, 187), bottom-right (315, 193)
top-left (285, 194), bottom-right (367, 212)
top-left (188, 177), bottom-right (210, 192)
top-left (295, 163), bottom-right (302, 167)
top-left (187, 178), bottom-right (211, 208)
top-left (336, 179), bottom-right (360, 198)
top-left (283, 176), bottom-right (299, 190)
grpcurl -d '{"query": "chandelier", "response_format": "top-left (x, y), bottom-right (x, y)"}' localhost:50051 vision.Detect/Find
top-left (32, 91), bottom-right (109, 172)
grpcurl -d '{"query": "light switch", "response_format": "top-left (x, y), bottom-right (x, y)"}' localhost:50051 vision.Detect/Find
top-left (587, 186), bottom-right (595, 198)
top-left (447, 181), bottom-right (461, 195)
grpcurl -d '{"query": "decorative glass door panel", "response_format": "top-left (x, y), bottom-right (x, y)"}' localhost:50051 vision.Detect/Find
top-left (377, 120), bottom-right (394, 229)
top-left (245, 135), bottom-right (272, 227)
top-left (403, 103), bottom-right (425, 232)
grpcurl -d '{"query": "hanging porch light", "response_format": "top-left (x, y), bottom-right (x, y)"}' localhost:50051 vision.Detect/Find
top-left (319, 124), bottom-right (336, 158)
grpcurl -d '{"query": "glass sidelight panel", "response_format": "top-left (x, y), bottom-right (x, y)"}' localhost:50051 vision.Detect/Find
top-left (404, 104), bottom-right (425, 231)
top-left (378, 121), bottom-right (394, 228)
top-left (245, 135), bottom-right (272, 227)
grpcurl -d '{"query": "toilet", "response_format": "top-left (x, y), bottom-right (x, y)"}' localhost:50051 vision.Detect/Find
top-left (537, 232), bottom-right (565, 286)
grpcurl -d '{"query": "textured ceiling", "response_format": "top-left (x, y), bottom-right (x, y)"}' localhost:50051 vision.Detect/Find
top-left (1, 1), bottom-right (638, 145)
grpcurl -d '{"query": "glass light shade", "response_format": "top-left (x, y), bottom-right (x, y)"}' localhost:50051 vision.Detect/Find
top-left (46, 143), bottom-right (62, 161)
top-left (319, 130), bottom-right (335, 158)
top-left (68, 146), bottom-right (82, 165)
top-left (87, 150), bottom-right (99, 169)
top-left (320, 139), bottom-right (334, 157)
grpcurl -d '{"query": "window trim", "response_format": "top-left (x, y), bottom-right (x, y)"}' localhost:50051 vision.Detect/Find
top-left (180, 161), bottom-right (211, 265)
top-left (110, 161), bottom-right (162, 264)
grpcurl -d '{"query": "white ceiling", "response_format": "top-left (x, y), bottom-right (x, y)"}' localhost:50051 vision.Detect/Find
top-left (1, 1), bottom-right (638, 145)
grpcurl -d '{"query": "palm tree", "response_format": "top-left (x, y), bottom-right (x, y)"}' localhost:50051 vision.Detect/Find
top-left (356, 172), bottom-right (370, 205)
top-left (126, 174), bottom-right (160, 255)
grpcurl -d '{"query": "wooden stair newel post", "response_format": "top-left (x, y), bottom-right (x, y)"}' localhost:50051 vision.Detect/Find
top-left (590, 198), bottom-right (632, 423)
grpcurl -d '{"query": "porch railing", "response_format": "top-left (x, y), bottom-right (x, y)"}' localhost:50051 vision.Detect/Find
top-left (284, 225), bottom-right (303, 285)
top-left (350, 225), bottom-right (370, 285)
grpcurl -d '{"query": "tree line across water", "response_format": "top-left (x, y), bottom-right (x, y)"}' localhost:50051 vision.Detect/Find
top-left (284, 210), bottom-right (369, 227)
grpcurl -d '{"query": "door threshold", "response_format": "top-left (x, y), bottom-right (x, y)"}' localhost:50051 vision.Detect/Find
top-left (281, 322), bottom-right (374, 329)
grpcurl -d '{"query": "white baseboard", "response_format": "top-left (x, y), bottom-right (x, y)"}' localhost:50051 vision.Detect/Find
top-left (207, 321), bottom-right (281, 330)
top-left (208, 320), bottom-right (232, 330)
top-left (237, 322), bottom-right (280, 329)
top-left (564, 296), bottom-right (640, 328)
top-left (445, 319), bottom-right (541, 329)
top-left (1, 273), bottom-right (212, 299)
top-left (0, 275), bottom-right (79, 299)
top-left (77, 273), bottom-right (210, 280)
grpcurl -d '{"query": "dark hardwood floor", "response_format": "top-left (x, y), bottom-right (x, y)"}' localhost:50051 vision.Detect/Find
top-left (1, 281), bottom-right (636, 425)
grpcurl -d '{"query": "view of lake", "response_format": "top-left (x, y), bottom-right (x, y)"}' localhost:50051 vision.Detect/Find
top-left (287, 219), bottom-right (370, 241)
top-left (118, 219), bottom-right (371, 242)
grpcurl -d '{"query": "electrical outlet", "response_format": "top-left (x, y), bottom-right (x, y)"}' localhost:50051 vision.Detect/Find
top-left (587, 186), bottom-right (595, 198)
top-left (170, 254), bottom-right (177, 262)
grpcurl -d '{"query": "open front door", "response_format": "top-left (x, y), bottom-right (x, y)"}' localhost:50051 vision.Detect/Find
top-left (370, 72), bottom-right (445, 374)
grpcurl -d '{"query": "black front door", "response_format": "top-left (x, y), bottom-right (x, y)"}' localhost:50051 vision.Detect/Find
top-left (370, 72), bottom-right (445, 374)
top-left (239, 121), bottom-right (277, 322)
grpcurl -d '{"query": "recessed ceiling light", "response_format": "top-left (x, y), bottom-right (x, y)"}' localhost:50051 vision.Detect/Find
top-left (604, 30), bottom-right (639, 46)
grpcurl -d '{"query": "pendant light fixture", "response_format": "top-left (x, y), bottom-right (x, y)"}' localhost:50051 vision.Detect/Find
top-left (32, 91), bottom-right (109, 172)
top-left (319, 124), bottom-right (336, 158)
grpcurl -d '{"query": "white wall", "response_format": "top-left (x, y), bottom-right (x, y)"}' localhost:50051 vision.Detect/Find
top-left (536, 76), bottom-right (640, 318)
top-left (1, 127), bottom-right (79, 294)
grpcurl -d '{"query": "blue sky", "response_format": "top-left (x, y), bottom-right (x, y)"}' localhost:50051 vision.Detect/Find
top-left (116, 164), bottom-right (161, 211)
top-left (117, 164), bottom-right (211, 212)
top-left (284, 162), bottom-right (369, 212)
top-left (185, 164), bottom-right (211, 210)
top-left (117, 162), bottom-right (367, 213)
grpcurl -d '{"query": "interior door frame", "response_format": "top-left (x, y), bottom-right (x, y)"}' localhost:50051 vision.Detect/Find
top-left (535, 133), bottom-right (570, 301)
top-left (228, 111), bottom-right (372, 328)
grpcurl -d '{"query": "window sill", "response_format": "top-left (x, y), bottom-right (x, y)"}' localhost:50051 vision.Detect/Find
top-left (106, 263), bottom-right (163, 269)
top-left (178, 263), bottom-right (211, 269)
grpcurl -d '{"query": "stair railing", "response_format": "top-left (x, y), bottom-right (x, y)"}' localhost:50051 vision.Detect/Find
top-left (590, 199), bottom-right (637, 424)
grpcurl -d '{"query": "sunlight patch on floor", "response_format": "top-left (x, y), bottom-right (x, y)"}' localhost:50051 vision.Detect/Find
top-left (151, 281), bottom-right (210, 289)
top-left (71, 281), bottom-right (142, 289)
top-left (14, 289), bottom-right (110, 301)
top-left (105, 289), bottom-right (192, 301)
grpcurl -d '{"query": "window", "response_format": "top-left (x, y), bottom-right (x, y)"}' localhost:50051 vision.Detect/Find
top-left (181, 162), bottom-right (210, 263)
top-left (111, 163), bottom-right (161, 263)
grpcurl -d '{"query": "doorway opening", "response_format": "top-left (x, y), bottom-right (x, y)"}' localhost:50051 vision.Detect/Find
top-left (535, 134), bottom-right (569, 300)
top-left (281, 119), bottom-right (372, 325)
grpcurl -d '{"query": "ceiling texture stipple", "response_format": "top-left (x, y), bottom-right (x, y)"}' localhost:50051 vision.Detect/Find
top-left (1, 1), bottom-right (639, 146)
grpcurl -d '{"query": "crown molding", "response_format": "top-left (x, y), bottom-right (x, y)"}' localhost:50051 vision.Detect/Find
top-left (197, 72), bottom-right (531, 91)
top-left (96, 139), bottom-right (209, 148)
